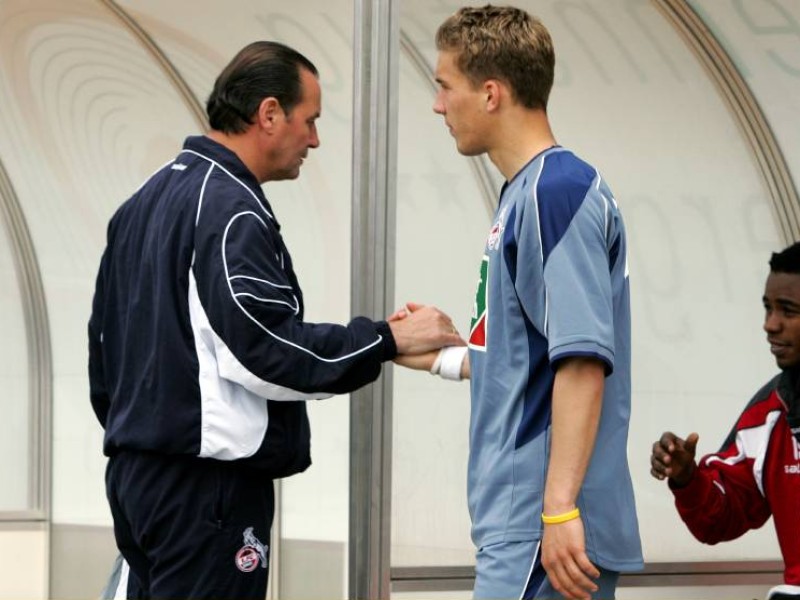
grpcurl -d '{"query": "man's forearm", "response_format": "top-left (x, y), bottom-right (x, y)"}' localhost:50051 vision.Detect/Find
top-left (543, 357), bottom-right (605, 514)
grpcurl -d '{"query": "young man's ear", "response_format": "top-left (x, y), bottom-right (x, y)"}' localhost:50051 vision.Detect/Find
top-left (484, 80), bottom-right (502, 112)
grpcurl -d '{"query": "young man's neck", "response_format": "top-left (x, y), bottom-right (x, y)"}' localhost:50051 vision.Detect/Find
top-left (487, 109), bottom-right (557, 181)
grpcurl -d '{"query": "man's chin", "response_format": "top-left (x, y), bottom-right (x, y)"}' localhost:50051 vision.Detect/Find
top-left (456, 142), bottom-right (484, 157)
top-left (272, 169), bottom-right (301, 181)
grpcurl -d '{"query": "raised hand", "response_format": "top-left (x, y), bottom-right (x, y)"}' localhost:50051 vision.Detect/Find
top-left (650, 431), bottom-right (699, 487)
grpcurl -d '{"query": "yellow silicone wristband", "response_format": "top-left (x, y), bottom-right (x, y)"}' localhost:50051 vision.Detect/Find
top-left (541, 508), bottom-right (580, 524)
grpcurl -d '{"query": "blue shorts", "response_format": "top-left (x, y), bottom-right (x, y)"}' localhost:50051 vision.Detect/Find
top-left (474, 540), bottom-right (619, 600)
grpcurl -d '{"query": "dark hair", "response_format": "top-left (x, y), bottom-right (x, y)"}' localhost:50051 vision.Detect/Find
top-left (206, 41), bottom-right (318, 134)
top-left (770, 242), bottom-right (800, 275)
top-left (435, 4), bottom-right (555, 110)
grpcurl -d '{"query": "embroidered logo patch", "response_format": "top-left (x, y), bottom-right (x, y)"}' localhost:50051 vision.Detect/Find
top-left (486, 206), bottom-right (507, 251)
top-left (235, 547), bottom-right (261, 572)
top-left (235, 527), bottom-right (268, 573)
top-left (469, 256), bottom-right (488, 351)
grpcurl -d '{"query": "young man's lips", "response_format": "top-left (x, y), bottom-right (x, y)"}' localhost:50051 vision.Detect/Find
top-left (769, 340), bottom-right (789, 354)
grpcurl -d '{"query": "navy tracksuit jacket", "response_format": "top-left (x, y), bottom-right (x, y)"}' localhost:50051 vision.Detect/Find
top-left (89, 135), bottom-right (396, 475)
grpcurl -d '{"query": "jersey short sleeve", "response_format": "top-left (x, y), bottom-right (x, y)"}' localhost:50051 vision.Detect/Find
top-left (516, 152), bottom-right (615, 374)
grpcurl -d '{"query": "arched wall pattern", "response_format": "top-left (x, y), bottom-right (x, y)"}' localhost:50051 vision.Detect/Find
top-left (0, 159), bottom-right (51, 521)
top-left (0, 0), bottom-right (209, 520)
top-left (0, 0), bottom-right (796, 595)
top-left (94, 0), bottom-right (800, 251)
top-left (655, 0), bottom-right (800, 243)
top-left (100, 0), bottom-right (207, 130)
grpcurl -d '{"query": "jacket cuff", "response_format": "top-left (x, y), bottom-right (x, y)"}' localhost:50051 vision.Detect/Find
top-left (669, 468), bottom-right (711, 510)
top-left (375, 320), bottom-right (398, 361)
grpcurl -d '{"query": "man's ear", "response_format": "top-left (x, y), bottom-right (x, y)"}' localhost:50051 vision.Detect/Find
top-left (484, 80), bottom-right (502, 112)
top-left (257, 97), bottom-right (281, 131)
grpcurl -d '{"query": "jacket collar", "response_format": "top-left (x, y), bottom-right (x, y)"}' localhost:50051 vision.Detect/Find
top-left (181, 135), bottom-right (280, 229)
top-left (778, 368), bottom-right (800, 442)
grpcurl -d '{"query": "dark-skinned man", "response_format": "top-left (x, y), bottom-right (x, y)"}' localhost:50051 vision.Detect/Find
top-left (651, 242), bottom-right (800, 600)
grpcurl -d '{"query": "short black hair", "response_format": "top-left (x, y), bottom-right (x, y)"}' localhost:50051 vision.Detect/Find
top-left (769, 241), bottom-right (800, 275)
top-left (206, 41), bottom-right (318, 134)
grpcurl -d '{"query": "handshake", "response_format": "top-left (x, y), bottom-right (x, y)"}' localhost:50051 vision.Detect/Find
top-left (386, 302), bottom-right (471, 380)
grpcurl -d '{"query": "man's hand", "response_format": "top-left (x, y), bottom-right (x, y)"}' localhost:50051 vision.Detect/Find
top-left (387, 302), bottom-right (465, 355)
top-left (541, 516), bottom-right (600, 600)
top-left (650, 431), bottom-right (699, 487)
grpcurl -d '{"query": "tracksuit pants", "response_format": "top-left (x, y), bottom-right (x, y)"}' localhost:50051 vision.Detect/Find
top-left (106, 451), bottom-right (274, 599)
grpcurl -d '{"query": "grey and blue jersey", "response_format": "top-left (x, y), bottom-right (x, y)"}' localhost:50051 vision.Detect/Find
top-left (467, 146), bottom-right (643, 571)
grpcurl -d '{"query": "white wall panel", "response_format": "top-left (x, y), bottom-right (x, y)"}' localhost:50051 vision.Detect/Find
top-left (0, 0), bottom-right (198, 526)
top-left (0, 219), bottom-right (28, 511)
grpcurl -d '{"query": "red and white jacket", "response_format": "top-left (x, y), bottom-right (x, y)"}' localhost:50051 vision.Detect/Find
top-left (670, 374), bottom-right (800, 585)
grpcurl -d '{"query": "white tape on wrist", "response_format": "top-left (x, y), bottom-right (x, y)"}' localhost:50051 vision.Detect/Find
top-left (438, 346), bottom-right (467, 381)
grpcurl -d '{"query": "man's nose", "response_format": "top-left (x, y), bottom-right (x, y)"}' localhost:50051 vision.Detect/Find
top-left (764, 312), bottom-right (781, 333)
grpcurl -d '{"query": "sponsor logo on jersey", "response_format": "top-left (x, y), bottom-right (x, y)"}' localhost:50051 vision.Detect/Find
top-left (785, 437), bottom-right (800, 474)
top-left (486, 206), bottom-right (507, 251)
top-left (469, 256), bottom-right (488, 351)
top-left (235, 527), bottom-right (268, 572)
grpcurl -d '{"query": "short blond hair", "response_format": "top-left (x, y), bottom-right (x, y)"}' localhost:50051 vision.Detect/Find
top-left (435, 4), bottom-right (555, 110)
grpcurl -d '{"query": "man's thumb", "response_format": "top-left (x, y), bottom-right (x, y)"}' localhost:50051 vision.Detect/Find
top-left (685, 432), bottom-right (700, 455)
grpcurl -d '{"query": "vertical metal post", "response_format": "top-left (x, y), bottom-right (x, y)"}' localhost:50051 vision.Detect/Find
top-left (349, 0), bottom-right (399, 598)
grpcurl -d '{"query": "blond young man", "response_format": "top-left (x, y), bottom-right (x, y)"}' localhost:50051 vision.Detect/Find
top-left (398, 6), bottom-right (643, 599)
